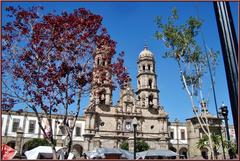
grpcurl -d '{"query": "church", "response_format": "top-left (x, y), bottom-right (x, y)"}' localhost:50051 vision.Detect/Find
top-left (83, 45), bottom-right (170, 152)
top-left (2, 46), bottom-right (232, 159)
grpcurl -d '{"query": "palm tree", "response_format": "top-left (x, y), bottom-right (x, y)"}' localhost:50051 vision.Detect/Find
top-left (197, 134), bottom-right (225, 159)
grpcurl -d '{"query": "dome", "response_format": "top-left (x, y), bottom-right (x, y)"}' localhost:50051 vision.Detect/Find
top-left (138, 46), bottom-right (154, 59)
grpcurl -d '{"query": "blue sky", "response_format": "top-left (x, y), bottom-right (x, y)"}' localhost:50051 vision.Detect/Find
top-left (2, 2), bottom-right (238, 124)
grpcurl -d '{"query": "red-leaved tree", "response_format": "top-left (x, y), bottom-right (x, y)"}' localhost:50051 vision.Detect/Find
top-left (2, 6), bottom-right (130, 159)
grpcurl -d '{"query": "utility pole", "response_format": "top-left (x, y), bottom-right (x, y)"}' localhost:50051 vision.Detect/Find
top-left (132, 117), bottom-right (138, 160)
top-left (213, 1), bottom-right (238, 149)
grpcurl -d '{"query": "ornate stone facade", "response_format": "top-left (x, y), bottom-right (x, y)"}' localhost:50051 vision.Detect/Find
top-left (83, 46), bottom-right (170, 152)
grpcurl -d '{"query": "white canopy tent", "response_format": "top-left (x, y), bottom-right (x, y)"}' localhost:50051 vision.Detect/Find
top-left (137, 149), bottom-right (178, 159)
top-left (24, 146), bottom-right (74, 159)
top-left (85, 148), bottom-right (133, 159)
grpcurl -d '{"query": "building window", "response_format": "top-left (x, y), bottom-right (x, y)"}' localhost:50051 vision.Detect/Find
top-left (75, 127), bottom-right (81, 136)
top-left (148, 95), bottom-right (153, 107)
top-left (148, 79), bottom-right (152, 88)
top-left (12, 119), bottom-right (20, 132)
top-left (181, 129), bottom-right (185, 140)
top-left (28, 120), bottom-right (36, 133)
top-left (97, 58), bottom-right (100, 65)
top-left (143, 65), bottom-right (145, 71)
top-left (148, 64), bottom-right (151, 70)
top-left (99, 90), bottom-right (106, 105)
top-left (170, 131), bottom-right (174, 139)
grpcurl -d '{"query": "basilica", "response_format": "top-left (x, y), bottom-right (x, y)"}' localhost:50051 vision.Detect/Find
top-left (83, 46), bottom-right (169, 151)
top-left (2, 46), bottom-right (234, 159)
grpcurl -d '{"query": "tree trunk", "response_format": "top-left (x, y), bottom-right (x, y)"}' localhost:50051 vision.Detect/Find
top-left (178, 66), bottom-right (215, 160)
top-left (52, 146), bottom-right (58, 159)
top-left (206, 124), bottom-right (215, 159)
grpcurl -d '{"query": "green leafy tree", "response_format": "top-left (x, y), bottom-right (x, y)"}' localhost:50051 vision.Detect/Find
top-left (197, 135), bottom-right (225, 159)
top-left (228, 141), bottom-right (237, 157)
top-left (120, 140), bottom-right (149, 152)
top-left (136, 140), bottom-right (149, 152)
top-left (120, 140), bottom-right (129, 151)
top-left (155, 8), bottom-right (219, 159)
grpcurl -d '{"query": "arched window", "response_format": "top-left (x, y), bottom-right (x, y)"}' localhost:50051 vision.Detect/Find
top-left (97, 58), bottom-right (100, 65)
top-left (148, 64), bottom-right (151, 70)
top-left (99, 90), bottom-right (106, 105)
top-left (148, 95), bottom-right (153, 107)
top-left (143, 65), bottom-right (145, 71)
top-left (201, 148), bottom-right (208, 159)
top-left (72, 144), bottom-right (83, 157)
top-left (179, 148), bottom-right (188, 159)
top-left (148, 79), bottom-right (152, 88)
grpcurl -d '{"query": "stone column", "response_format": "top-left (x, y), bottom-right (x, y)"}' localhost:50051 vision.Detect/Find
top-left (56, 129), bottom-right (63, 147)
top-left (94, 133), bottom-right (101, 149)
top-left (145, 96), bottom-right (148, 107)
top-left (85, 114), bottom-right (91, 134)
top-left (89, 138), bottom-right (94, 151)
top-left (83, 137), bottom-right (90, 152)
top-left (15, 128), bottom-right (24, 158)
top-left (22, 113), bottom-right (28, 135)
top-left (4, 113), bottom-right (11, 136)
top-left (164, 120), bottom-right (168, 132)
top-left (159, 119), bottom-right (163, 131)
top-left (90, 114), bottom-right (95, 133)
top-left (155, 140), bottom-right (161, 149)
top-left (153, 98), bottom-right (158, 109)
top-left (123, 102), bottom-right (127, 113)
top-left (105, 94), bottom-right (110, 105)
top-left (128, 137), bottom-right (134, 152)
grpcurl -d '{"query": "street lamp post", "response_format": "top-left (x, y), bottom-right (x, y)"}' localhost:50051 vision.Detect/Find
top-left (219, 104), bottom-right (234, 159)
top-left (132, 117), bottom-right (138, 160)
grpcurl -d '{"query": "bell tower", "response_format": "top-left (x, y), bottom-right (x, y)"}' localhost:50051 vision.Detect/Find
top-left (136, 45), bottom-right (159, 109)
top-left (90, 46), bottom-right (112, 106)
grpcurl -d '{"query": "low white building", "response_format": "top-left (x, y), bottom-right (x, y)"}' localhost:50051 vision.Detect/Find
top-left (169, 119), bottom-right (188, 159)
top-left (2, 111), bottom-right (85, 157)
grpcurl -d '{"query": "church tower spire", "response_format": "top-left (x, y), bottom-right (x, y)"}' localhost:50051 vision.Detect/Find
top-left (136, 46), bottom-right (159, 109)
top-left (90, 46), bottom-right (112, 106)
